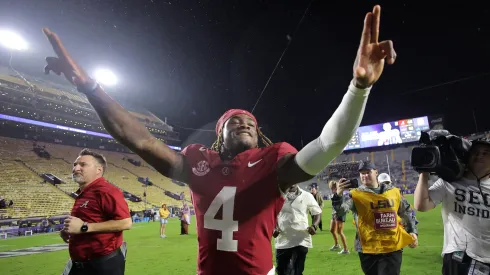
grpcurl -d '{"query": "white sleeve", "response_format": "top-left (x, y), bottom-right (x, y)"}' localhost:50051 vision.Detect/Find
top-left (428, 178), bottom-right (446, 205)
top-left (306, 193), bottom-right (322, 216)
top-left (295, 82), bottom-right (371, 175)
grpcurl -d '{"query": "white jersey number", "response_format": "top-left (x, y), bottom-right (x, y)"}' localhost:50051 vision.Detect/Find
top-left (203, 186), bottom-right (239, 252)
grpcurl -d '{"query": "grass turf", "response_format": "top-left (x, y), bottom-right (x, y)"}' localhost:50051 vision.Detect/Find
top-left (0, 195), bottom-right (443, 274)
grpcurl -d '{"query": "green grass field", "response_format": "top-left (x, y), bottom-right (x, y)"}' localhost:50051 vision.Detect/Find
top-left (0, 195), bottom-right (444, 275)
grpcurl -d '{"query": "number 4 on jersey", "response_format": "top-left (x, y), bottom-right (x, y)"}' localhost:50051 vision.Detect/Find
top-left (204, 186), bottom-right (239, 252)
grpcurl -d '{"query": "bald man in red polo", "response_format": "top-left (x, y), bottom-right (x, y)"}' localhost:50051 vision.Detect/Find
top-left (61, 149), bottom-right (132, 275)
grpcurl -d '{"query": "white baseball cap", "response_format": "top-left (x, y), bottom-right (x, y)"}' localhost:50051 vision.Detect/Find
top-left (378, 173), bottom-right (391, 184)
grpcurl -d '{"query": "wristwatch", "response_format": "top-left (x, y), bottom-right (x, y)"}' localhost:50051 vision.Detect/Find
top-left (80, 222), bottom-right (89, 233)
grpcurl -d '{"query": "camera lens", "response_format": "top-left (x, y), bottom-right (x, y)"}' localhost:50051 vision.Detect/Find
top-left (420, 151), bottom-right (435, 164)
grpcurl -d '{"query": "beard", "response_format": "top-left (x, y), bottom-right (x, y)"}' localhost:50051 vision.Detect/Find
top-left (220, 134), bottom-right (259, 159)
top-left (230, 136), bottom-right (257, 152)
top-left (234, 140), bottom-right (254, 151)
top-left (72, 174), bottom-right (85, 184)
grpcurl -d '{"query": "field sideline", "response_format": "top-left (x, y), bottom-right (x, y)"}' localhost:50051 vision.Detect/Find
top-left (0, 195), bottom-right (444, 275)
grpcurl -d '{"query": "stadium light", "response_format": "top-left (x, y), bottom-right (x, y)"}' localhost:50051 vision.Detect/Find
top-left (93, 68), bottom-right (118, 86)
top-left (0, 30), bottom-right (28, 51)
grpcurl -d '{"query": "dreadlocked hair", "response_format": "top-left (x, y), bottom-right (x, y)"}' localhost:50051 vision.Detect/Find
top-left (210, 133), bottom-right (223, 152)
top-left (210, 128), bottom-right (273, 152)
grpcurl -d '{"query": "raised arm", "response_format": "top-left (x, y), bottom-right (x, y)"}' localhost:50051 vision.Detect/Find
top-left (84, 88), bottom-right (186, 180)
top-left (42, 28), bottom-right (187, 181)
top-left (413, 172), bottom-right (436, 211)
top-left (277, 5), bottom-right (396, 191)
top-left (414, 173), bottom-right (445, 212)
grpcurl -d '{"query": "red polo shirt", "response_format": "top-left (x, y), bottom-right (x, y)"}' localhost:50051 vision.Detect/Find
top-left (69, 177), bottom-right (130, 261)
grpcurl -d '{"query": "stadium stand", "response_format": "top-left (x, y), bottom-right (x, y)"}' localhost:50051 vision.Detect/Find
top-left (0, 158), bottom-right (73, 218)
top-left (0, 70), bottom-right (191, 221)
top-left (110, 152), bottom-right (191, 198)
top-left (0, 135), bottom-right (189, 217)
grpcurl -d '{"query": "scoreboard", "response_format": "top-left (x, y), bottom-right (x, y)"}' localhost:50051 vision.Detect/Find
top-left (344, 116), bottom-right (430, 151)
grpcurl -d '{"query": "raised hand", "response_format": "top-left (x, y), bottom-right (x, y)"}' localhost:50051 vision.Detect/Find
top-left (353, 5), bottom-right (396, 89)
top-left (42, 28), bottom-right (91, 87)
top-left (336, 178), bottom-right (351, 196)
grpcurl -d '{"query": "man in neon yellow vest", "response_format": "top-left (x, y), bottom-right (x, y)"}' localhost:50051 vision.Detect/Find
top-left (333, 161), bottom-right (418, 275)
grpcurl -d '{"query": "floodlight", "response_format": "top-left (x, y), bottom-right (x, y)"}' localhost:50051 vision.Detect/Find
top-left (0, 30), bottom-right (28, 51)
top-left (94, 68), bottom-right (118, 86)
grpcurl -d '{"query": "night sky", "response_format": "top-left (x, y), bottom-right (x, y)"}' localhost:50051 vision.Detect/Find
top-left (0, 1), bottom-right (489, 149)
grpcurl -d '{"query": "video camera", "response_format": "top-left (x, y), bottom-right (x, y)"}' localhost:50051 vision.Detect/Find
top-left (410, 130), bottom-right (472, 182)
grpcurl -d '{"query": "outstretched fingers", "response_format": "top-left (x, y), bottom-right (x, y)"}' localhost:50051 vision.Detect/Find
top-left (42, 28), bottom-right (71, 62)
top-left (371, 5), bottom-right (381, 44)
top-left (43, 28), bottom-right (88, 85)
top-left (359, 12), bottom-right (373, 48)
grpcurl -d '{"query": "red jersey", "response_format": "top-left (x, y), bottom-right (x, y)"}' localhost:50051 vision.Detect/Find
top-left (69, 177), bottom-right (130, 261)
top-left (181, 142), bottom-right (298, 275)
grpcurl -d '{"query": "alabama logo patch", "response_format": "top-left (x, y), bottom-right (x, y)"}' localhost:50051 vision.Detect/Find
top-left (192, 160), bottom-right (210, 176)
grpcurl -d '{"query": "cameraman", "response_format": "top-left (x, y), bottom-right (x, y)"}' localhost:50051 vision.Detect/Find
top-left (414, 138), bottom-right (490, 274)
top-left (333, 161), bottom-right (418, 275)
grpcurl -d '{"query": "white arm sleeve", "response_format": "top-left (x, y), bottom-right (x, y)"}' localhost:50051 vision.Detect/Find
top-left (295, 82), bottom-right (371, 175)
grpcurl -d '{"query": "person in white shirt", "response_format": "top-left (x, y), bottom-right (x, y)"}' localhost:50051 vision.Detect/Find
top-left (273, 184), bottom-right (322, 275)
top-left (414, 138), bottom-right (490, 274)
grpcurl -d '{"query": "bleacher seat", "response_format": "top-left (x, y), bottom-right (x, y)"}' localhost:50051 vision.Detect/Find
top-left (0, 136), bottom-right (188, 218)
